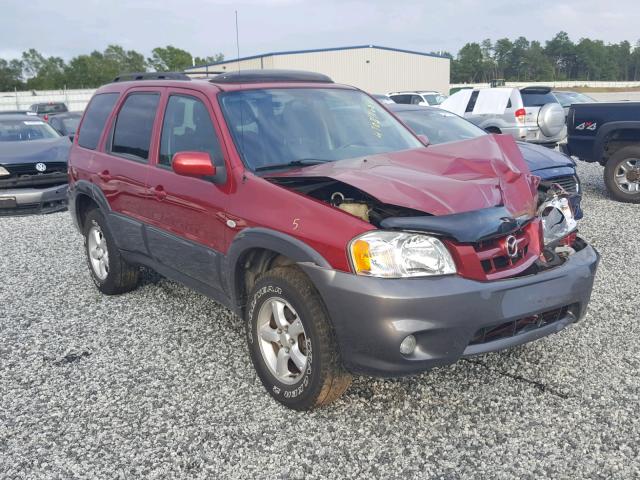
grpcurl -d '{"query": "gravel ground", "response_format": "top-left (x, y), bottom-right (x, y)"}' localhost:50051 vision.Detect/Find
top-left (1, 161), bottom-right (638, 479)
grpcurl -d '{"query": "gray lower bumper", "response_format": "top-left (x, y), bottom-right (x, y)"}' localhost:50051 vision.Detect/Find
top-left (300, 243), bottom-right (599, 377)
top-left (0, 183), bottom-right (68, 215)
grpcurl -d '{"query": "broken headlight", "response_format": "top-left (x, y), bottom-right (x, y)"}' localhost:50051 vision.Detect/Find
top-left (538, 192), bottom-right (577, 245)
top-left (349, 231), bottom-right (456, 278)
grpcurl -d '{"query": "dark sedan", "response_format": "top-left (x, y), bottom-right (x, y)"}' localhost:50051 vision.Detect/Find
top-left (0, 115), bottom-right (70, 215)
top-left (48, 112), bottom-right (82, 139)
top-left (388, 104), bottom-right (583, 219)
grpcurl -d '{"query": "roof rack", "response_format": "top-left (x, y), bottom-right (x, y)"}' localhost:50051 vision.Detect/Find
top-left (210, 69), bottom-right (333, 84)
top-left (112, 72), bottom-right (191, 82)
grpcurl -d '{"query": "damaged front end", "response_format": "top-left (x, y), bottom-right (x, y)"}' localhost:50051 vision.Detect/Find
top-left (266, 135), bottom-right (586, 281)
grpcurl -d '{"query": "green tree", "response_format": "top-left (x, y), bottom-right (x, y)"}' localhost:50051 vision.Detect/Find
top-left (455, 43), bottom-right (484, 83)
top-left (21, 49), bottom-right (66, 89)
top-left (64, 45), bottom-right (147, 88)
top-left (148, 46), bottom-right (194, 72)
top-left (493, 38), bottom-right (514, 78)
top-left (193, 53), bottom-right (225, 66)
top-left (544, 32), bottom-right (576, 79)
top-left (522, 41), bottom-right (554, 81)
top-left (0, 58), bottom-right (24, 90)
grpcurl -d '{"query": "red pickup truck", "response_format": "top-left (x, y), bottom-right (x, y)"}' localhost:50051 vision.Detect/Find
top-left (68, 70), bottom-right (598, 410)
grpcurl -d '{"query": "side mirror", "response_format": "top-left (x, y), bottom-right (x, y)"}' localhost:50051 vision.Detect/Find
top-left (172, 151), bottom-right (216, 177)
top-left (417, 134), bottom-right (430, 146)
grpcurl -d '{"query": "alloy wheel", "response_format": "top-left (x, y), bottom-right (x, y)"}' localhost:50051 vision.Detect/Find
top-left (87, 225), bottom-right (109, 280)
top-left (256, 297), bottom-right (308, 385)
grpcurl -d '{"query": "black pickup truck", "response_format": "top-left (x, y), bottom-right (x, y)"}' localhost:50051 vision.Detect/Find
top-left (563, 102), bottom-right (640, 203)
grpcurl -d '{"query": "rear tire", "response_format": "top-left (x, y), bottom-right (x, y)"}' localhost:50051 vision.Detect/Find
top-left (604, 146), bottom-right (640, 203)
top-left (245, 266), bottom-right (351, 410)
top-left (83, 209), bottom-right (140, 294)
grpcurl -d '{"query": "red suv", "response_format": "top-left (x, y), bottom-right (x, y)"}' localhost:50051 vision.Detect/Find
top-left (68, 70), bottom-right (599, 410)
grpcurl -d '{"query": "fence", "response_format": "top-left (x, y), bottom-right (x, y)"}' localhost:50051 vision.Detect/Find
top-left (0, 88), bottom-right (96, 112)
top-left (450, 80), bottom-right (640, 90)
top-left (3, 80), bottom-right (640, 112)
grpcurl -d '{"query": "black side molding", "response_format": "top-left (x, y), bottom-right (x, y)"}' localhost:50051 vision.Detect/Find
top-left (380, 206), bottom-right (530, 243)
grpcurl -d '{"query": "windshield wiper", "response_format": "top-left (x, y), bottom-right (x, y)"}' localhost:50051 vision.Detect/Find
top-left (254, 159), bottom-right (330, 172)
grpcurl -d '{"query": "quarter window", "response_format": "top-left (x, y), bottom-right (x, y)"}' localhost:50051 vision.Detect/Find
top-left (465, 91), bottom-right (479, 113)
top-left (159, 95), bottom-right (223, 167)
top-left (111, 93), bottom-right (160, 161)
top-left (391, 94), bottom-right (411, 104)
top-left (77, 93), bottom-right (119, 150)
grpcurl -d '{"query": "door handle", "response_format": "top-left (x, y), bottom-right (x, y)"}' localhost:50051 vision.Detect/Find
top-left (98, 170), bottom-right (111, 182)
top-left (153, 185), bottom-right (167, 201)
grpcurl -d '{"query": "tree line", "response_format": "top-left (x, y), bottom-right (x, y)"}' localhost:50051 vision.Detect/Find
top-left (0, 45), bottom-right (224, 91)
top-left (3, 32), bottom-right (640, 91)
top-left (444, 32), bottom-right (640, 84)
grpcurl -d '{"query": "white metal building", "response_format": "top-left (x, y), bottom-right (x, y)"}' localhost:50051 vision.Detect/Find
top-left (185, 45), bottom-right (450, 94)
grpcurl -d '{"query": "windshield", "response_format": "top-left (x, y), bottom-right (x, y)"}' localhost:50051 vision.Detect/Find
top-left (60, 117), bottom-right (81, 135)
top-left (423, 94), bottom-right (447, 105)
top-left (554, 92), bottom-right (596, 107)
top-left (32, 103), bottom-right (67, 114)
top-left (219, 88), bottom-right (422, 171)
top-left (0, 119), bottom-right (61, 142)
top-left (394, 108), bottom-right (486, 145)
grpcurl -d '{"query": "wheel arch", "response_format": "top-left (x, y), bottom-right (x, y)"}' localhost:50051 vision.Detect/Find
top-left (594, 122), bottom-right (640, 164)
top-left (70, 180), bottom-right (111, 230)
top-left (223, 228), bottom-right (332, 316)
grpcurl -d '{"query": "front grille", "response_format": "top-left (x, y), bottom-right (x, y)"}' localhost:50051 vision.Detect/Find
top-left (469, 305), bottom-right (574, 345)
top-left (445, 219), bottom-right (542, 281)
top-left (475, 231), bottom-right (530, 275)
top-left (0, 162), bottom-right (68, 188)
top-left (541, 175), bottom-right (578, 194)
top-left (4, 162), bottom-right (67, 176)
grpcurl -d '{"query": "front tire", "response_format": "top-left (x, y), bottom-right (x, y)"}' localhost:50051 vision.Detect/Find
top-left (245, 267), bottom-right (351, 410)
top-left (83, 209), bottom-right (140, 294)
top-left (604, 146), bottom-right (640, 203)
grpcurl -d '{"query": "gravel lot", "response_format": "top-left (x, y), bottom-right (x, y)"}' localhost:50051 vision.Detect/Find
top-left (1, 161), bottom-right (638, 479)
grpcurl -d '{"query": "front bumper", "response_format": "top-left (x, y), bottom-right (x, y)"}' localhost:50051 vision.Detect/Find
top-left (0, 183), bottom-right (68, 216)
top-left (301, 243), bottom-right (599, 377)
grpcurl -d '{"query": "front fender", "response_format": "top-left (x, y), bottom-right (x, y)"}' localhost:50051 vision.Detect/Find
top-left (223, 227), bottom-right (332, 313)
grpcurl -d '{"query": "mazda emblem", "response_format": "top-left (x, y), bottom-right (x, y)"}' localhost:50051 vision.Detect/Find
top-left (505, 235), bottom-right (518, 258)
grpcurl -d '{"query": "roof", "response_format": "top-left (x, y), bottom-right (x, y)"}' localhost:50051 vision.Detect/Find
top-left (389, 90), bottom-right (441, 95)
top-left (210, 69), bottom-right (333, 84)
top-left (189, 44), bottom-right (449, 70)
top-left (0, 114), bottom-right (42, 121)
top-left (387, 104), bottom-right (437, 113)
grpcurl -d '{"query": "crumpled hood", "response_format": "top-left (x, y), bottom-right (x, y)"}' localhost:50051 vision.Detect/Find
top-left (0, 137), bottom-right (71, 165)
top-left (270, 134), bottom-right (539, 217)
top-left (517, 141), bottom-right (574, 172)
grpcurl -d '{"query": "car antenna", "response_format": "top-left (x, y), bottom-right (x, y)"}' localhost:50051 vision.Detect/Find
top-left (235, 10), bottom-right (241, 73)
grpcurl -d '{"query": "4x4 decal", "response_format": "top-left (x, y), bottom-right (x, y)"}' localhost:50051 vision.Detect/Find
top-left (576, 121), bottom-right (597, 131)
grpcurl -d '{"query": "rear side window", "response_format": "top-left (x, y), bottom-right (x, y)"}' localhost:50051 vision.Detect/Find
top-left (78, 93), bottom-right (119, 150)
top-left (521, 92), bottom-right (558, 107)
top-left (465, 91), bottom-right (479, 112)
top-left (391, 95), bottom-right (411, 104)
top-left (110, 93), bottom-right (160, 161)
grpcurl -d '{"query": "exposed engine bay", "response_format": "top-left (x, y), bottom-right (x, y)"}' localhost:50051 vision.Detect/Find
top-left (267, 174), bottom-right (583, 268)
top-left (267, 176), bottom-right (426, 227)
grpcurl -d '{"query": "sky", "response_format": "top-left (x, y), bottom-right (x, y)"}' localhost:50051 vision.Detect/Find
top-left (2, 0), bottom-right (640, 62)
